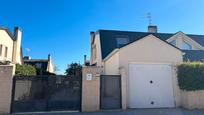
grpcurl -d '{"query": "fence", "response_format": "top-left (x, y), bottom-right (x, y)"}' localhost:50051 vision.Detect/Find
top-left (11, 75), bottom-right (82, 113)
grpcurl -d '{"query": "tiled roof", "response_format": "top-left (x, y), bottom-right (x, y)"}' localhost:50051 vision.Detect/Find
top-left (98, 30), bottom-right (174, 59)
top-left (97, 30), bottom-right (204, 59)
top-left (183, 50), bottom-right (204, 61)
top-left (187, 34), bottom-right (204, 46)
top-left (23, 59), bottom-right (48, 62)
top-left (0, 27), bottom-right (15, 40)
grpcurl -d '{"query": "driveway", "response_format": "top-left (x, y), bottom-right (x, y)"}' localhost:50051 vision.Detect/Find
top-left (4, 108), bottom-right (204, 115)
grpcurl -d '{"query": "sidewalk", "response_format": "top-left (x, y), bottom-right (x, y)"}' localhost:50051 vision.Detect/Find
top-left (3, 108), bottom-right (204, 115)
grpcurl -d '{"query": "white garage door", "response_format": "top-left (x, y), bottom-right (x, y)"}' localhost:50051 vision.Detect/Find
top-left (128, 63), bottom-right (175, 108)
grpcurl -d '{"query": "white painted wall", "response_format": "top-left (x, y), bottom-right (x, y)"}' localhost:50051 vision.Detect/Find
top-left (0, 30), bottom-right (14, 62)
top-left (104, 51), bottom-right (119, 75)
top-left (119, 35), bottom-right (183, 70)
top-left (47, 55), bottom-right (55, 73)
top-left (13, 28), bottom-right (22, 64)
top-left (0, 28), bottom-right (22, 64)
top-left (103, 35), bottom-right (183, 75)
top-left (90, 33), bottom-right (102, 66)
top-left (103, 35), bottom-right (183, 108)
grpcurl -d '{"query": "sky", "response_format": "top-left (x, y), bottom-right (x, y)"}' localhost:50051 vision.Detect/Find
top-left (0, 0), bottom-right (204, 74)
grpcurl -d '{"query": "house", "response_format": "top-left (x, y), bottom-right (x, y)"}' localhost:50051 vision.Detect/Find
top-left (0, 27), bottom-right (22, 64)
top-left (23, 54), bottom-right (55, 75)
top-left (89, 25), bottom-right (204, 109)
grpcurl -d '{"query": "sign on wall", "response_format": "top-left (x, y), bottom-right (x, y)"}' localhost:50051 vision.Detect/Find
top-left (86, 73), bottom-right (92, 80)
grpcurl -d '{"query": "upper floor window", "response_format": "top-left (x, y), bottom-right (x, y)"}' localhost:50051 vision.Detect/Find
top-left (116, 37), bottom-right (129, 47)
top-left (35, 63), bottom-right (42, 69)
top-left (5, 47), bottom-right (8, 58)
top-left (182, 41), bottom-right (192, 50)
top-left (170, 40), bottom-right (176, 46)
top-left (0, 45), bottom-right (2, 56)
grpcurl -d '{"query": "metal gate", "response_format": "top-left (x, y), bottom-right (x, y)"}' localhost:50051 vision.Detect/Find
top-left (100, 75), bottom-right (121, 109)
top-left (11, 75), bottom-right (82, 113)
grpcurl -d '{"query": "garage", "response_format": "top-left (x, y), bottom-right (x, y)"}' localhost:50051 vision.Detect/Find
top-left (128, 63), bottom-right (175, 108)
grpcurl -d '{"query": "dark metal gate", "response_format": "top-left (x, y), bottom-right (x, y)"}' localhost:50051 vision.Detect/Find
top-left (11, 75), bottom-right (82, 113)
top-left (100, 75), bottom-right (121, 109)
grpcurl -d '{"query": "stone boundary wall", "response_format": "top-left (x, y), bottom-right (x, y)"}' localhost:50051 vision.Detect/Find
top-left (3, 64), bottom-right (204, 113)
top-left (181, 90), bottom-right (204, 109)
top-left (0, 65), bottom-right (15, 114)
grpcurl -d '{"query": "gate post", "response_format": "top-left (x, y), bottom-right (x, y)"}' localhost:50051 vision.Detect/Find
top-left (119, 67), bottom-right (128, 110)
top-left (0, 65), bottom-right (15, 114)
top-left (81, 66), bottom-right (102, 112)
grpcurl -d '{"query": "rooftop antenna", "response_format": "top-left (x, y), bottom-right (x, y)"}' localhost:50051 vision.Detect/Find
top-left (146, 13), bottom-right (152, 26)
top-left (25, 48), bottom-right (30, 56)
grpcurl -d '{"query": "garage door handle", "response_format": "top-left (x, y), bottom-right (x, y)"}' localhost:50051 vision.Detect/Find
top-left (150, 80), bottom-right (153, 84)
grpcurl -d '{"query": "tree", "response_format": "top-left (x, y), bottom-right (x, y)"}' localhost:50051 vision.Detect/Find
top-left (15, 64), bottom-right (37, 76)
top-left (65, 63), bottom-right (82, 76)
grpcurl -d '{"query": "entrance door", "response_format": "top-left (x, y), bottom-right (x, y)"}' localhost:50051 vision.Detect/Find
top-left (100, 75), bottom-right (121, 109)
top-left (128, 64), bottom-right (175, 108)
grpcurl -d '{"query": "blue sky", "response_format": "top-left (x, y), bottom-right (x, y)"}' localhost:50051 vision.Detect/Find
top-left (1, 0), bottom-right (204, 74)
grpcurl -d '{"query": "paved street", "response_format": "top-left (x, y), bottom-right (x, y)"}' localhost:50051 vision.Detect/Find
top-left (3, 108), bottom-right (204, 115)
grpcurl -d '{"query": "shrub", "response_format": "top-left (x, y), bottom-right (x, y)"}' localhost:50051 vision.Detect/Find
top-left (15, 64), bottom-right (37, 76)
top-left (177, 62), bottom-right (204, 91)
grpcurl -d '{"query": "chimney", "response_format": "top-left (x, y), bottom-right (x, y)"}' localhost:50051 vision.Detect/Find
top-left (90, 31), bottom-right (95, 65)
top-left (47, 54), bottom-right (54, 73)
top-left (90, 32), bottom-right (95, 44)
top-left (48, 54), bottom-right (51, 61)
top-left (148, 25), bottom-right (157, 33)
top-left (84, 55), bottom-right (87, 65)
top-left (12, 27), bottom-right (22, 64)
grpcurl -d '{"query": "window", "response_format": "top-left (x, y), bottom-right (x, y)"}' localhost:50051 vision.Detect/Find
top-left (116, 37), bottom-right (129, 47)
top-left (0, 45), bottom-right (2, 56)
top-left (170, 40), bottom-right (176, 46)
top-left (182, 41), bottom-right (192, 50)
top-left (5, 47), bottom-right (8, 58)
top-left (35, 63), bottom-right (42, 69)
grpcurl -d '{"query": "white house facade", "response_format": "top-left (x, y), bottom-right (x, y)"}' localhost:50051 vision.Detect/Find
top-left (88, 26), bottom-right (204, 109)
top-left (0, 27), bottom-right (22, 64)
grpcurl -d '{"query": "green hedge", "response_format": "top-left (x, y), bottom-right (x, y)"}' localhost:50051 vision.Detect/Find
top-left (15, 64), bottom-right (37, 76)
top-left (177, 62), bottom-right (204, 91)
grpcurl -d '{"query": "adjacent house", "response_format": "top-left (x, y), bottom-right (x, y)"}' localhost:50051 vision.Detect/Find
top-left (89, 25), bottom-right (204, 109)
top-left (23, 54), bottom-right (55, 75)
top-left (0, 27), bottom-right (22, 64)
